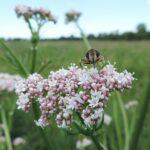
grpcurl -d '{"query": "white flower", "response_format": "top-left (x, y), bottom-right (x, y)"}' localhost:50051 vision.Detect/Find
top-left (15, 79), bottom-right (27, 94)
top-left (104, 114), bottom-right (112, 125)
top-left (0, 136), bottom-right (5, 143)
top-left (83, 117), bottom-right (92, 126)
top-left (0, 73), bottom-right (22, 92)
top-left (17, 93), bottom-right (30, 110)
top-left (125, 100), bottom-right (138, 109)
top-left (13, 137), bottom-right (26, 146)
top-left (89, 91), bottom-right (103, 107)
top-left (78, 72), bottom-right (90, 84)
top-left (35, 116), bottom-right (49, 128)
top-left (103, 64), bottom-right (116, 76)
top-left (67, 97), bottom-right (77, 110)
top-left (0, 124), bottom-right (4, 129)
top-left (67, 94), bottom-right (83, 110)
top-left (76, 138), bottom-right (92, 149)
top-left (93, 108), bottom-right (103, 119)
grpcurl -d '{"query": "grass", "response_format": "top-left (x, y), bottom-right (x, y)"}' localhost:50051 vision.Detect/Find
top-left (0, 40), bottom-right (149, 150)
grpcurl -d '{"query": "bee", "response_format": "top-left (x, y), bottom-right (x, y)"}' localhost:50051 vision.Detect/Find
top-left (81, 49), bottom-right (103, 68)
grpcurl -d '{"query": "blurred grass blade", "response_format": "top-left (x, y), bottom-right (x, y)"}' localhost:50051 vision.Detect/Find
top-left (0, 107), bottom-right (13, 150)
top-left (130, 76), bottom-right (150, 150)
top-left (90, 134), bottom-right (104, 150)
top-left (74, 121), bottom-right (90, 136)
top-left (32, 101), bottom-right (52, 149)
top-left (116, 92), bottom-right (130, 150)
top-left (100, 142), bottom-right (108, 150)
top-left (8, 96), bottom-right (17, 130)
top-left (37, 59), bottom-right (51, 73)
top-left (0, 40), bottom-right (28, 76)
top-left (112, 97), bottom-right (123, 149)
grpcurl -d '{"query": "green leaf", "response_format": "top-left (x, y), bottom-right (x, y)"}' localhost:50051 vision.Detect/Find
top-left (73, 120), bottom-right (91, 136)
top-left (0, 107), bottom-right (13, 150)
top-left (0, 40), bottom-right (28, 77)
top-left (37, 59), bottom-right (51, 73)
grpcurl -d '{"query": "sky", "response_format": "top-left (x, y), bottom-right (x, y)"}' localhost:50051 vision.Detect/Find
top-left (0, 0), bottom-right (150, 39)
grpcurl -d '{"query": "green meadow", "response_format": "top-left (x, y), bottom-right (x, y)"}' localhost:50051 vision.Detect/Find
top-left (0, 40), bottom-right (149, 150)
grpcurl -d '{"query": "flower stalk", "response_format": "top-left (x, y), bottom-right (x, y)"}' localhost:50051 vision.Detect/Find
top-left (112, 97), bottom-right (123, 149)
top-left (90, 134), bottom-right (103, 150)
top-left (15, 5), bottom-right (57, 148)
top-left (65, 10), bottom-right (135, 150)
top-left (65, 9), bottom-right (91, 50)
top-left (0, 107), bottom-right (13, 150)
top-left (74, 113), bottom-right (104, 150)
top-left (15, 64), bottom-right (134, 150)
top-left (30, 34), bottom-right (39, 73)
top-left (32, 102), bottom-right (52, 149)
top-left (74, 21), bottom-right (91, 50)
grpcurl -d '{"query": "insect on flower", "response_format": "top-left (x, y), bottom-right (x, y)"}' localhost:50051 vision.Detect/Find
top-left (81, 49), bottom-right (104, 68)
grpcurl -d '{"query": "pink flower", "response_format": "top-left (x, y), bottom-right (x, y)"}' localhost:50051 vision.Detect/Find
top-left (16, 64), bottom-right (134, 128)
top-left (0, 73), bottom-right (22, 92)
top-left (65, 9), bottom-right (82, 23)
top-left (15, 5), bottom-right (56, 23)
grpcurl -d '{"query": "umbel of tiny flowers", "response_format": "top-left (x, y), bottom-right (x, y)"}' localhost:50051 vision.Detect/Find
top-left (15, 63), bottom-right (134, 149)
top-left (0, 73), bottom-right (22, 92)
top-left (65, 10), bottom-right (81, 23)
top-left (15, 5), bottom-right (56, 35)
top-left (15, 5), bottom-right (57, 73)
top-left (65, 10), bottom-right (91, 49)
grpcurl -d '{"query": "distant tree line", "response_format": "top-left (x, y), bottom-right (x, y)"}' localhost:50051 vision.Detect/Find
top-left (59, 23), bottom-right (150, 41)
top-left (92, 23), bottom-right (150, 40)
top-left (1, 23), bottom-right (150, 41)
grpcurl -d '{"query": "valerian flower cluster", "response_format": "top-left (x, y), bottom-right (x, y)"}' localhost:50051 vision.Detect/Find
top-left (15, 5), bottom-right (56, 23)
top-left (0, 73), bottom-right (22, 92)
top-left (15, 64), bottom-right (134, 128)
top-left (65, 10), bottom-right (81, 23)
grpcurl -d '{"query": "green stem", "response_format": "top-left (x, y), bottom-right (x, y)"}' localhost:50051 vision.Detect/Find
top-left (27, 21), bottom-right (51, 149)
top-left (76, 112), bottom-right (85, 126)
top-left (27, 20), bottom-right (34, 35)
top-left (32, 102), bottom-right (51, 149)
top-left (75, 113), bottom-right (105, 150)
top-left (8, 97), bottom-right (16, 130)
top-left (74, 21), bottom-right (91, 50)
top-left (112, 97), bottom-right (123, 149)
top-left (30, 43), bottom-right (37, 73)
top-left (116, 92), bottom-right (129, 150)
top-left (28, 19), bottom-right (40, 73)
top-left (129, 107), bottom-right (136, 136)
top-left (0, 107), bottom-right (13, 150)
top-left (0, 143), bottom-right (4, 150)
top-left (102, 133), bottom-right (108, 150)
top-left (37, 59), bottom-right (51, 73)
top-left (91, 134), bottom-right (104, 150)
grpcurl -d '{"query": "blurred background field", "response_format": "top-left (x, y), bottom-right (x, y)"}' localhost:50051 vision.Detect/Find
top-left (0, 40), bottom-right (149, 149)
top-left (0, 0), bottom-right (150, 149)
